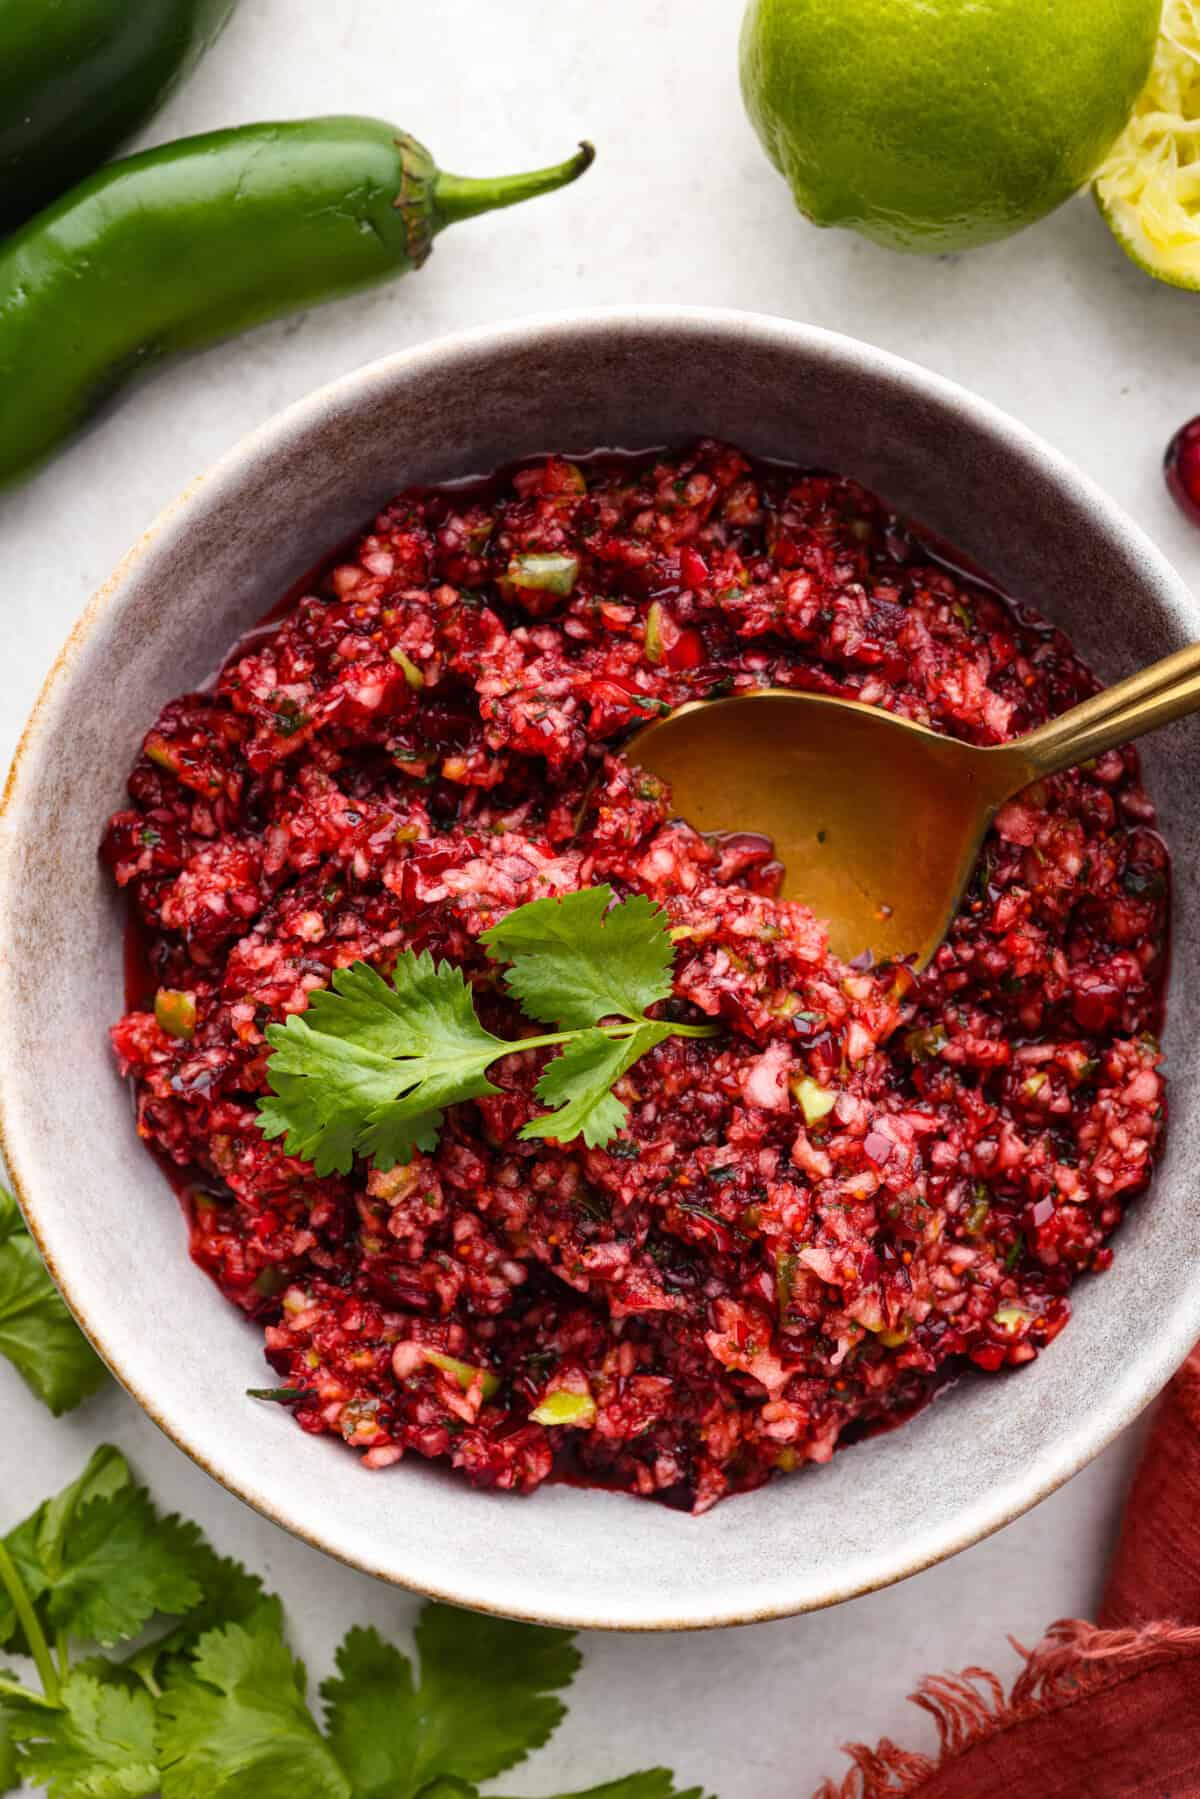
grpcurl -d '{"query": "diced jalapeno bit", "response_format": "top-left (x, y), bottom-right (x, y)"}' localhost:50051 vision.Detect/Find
top-left (993, 1305), bottom-right (1032, 1333)
top-left (644, 600), bottom-right (665, 664)
top-left (388, 646), bottom-right (425, 688)
top-left (154, 988), bottom-right (196, 1039)
top-left (775, 1250), bottom-right (798, 1318)
top-left (505, 552), bottom-right (580, 595)
top-left (144, 734), bottom-right (179, 774)
top-left (530, 1388), bottom-right (596, 1426)
top-left (903, 1023), bottom-right (948, 1062)
top-left (423, 1348), bottom-right (500, 1399)
top-left (963, 1187), bottom-right (991, 1235)
top-left (790, 1075), bottom-right (837, 1126)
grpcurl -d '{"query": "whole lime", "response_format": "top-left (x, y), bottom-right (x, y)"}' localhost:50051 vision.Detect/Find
top-left (739, 0), bottom-right (1162, 253)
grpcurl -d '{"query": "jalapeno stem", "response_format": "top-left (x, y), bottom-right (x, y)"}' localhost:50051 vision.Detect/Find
top-left (434, 140), bottom-right (595, 227)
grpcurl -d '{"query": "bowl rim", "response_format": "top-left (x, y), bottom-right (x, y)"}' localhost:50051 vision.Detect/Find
top-left (3, 303), bottom-right (1197, 1631)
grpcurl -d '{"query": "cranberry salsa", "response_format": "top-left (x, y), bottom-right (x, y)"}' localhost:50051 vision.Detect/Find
top-left (105, 442), bottom-right (1169, 1513)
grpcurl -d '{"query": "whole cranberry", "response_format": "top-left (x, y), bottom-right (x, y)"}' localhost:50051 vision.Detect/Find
top-left (1165, 416), bottom-right (1200, 526)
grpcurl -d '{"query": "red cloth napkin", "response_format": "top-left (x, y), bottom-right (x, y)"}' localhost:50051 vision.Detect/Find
top-left (815, 1349), bottom-right (1200, 1797)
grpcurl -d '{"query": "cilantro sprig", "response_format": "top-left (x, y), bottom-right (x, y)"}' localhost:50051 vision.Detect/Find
top-left (0, 1445), bottom-right (712, 1799)
top-left (0, 1187), bottom-right (106, 1416)
top-left (259, 886), bottom-right (716, 1175)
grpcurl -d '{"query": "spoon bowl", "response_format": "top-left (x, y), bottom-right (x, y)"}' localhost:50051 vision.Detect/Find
top-left (633, 640), bottom-right (1200, 968)
top-left (633, 690), bottom-right (1013, 966)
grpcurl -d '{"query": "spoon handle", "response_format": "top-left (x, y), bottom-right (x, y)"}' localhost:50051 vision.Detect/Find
top-left (1009, 641), bottom-right (1200, 783)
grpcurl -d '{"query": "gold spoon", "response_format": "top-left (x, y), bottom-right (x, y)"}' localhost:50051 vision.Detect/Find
top-left (631, 643), bottom-right (1200, 970)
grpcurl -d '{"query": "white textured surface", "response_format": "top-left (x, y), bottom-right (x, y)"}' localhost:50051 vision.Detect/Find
top-left (0, 1), bottom-right (1196, 1792)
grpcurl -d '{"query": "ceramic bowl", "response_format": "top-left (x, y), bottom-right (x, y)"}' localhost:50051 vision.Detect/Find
top-left (2, 307), bottom-right (1198, 1630)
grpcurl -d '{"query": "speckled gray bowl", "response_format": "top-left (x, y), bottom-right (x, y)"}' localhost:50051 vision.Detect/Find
top-left (2, 307), bottom-right (1198, 1630)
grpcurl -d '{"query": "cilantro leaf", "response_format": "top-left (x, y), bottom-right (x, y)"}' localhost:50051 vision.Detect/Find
top-left (129, 1534), bottom-right (281, 1688)
top-left (522, 1023), bottom-right (672, 1147)
top-left (0, 1186), bottom-right (107, 1415)
top-left (260, 891), bottom-right (714, 1168)
top-left (0, 1186), bottom-right (27, 1245)
top-left (160, 1547), bottom-right (278, 1652)
top-left (319, 1625), bottom-right (414, 1798)
top-left (18, 1673), bottom-right (158, 1798)
top-left (260, 954), bottom-right (507, 1176)
top-left (357, 1089), bottom-right (455, 1173)
top-left (323, 1607), bottom-right (580, 1797)
top-left (405, 1603), bottom-right (580, 1790)
top-left (0, 1448), bottom-right (205, 1652)
top-left (0, 1436), bottom-right (719, 1799)
top-left (257, 1060), bottom-right (366, 1180)
top-left (482, 887), bottom-right (673, 1029)
top-left (40, 1487), bottom-right (204, 1648)
top-left (37, 1449), bottom-right (131, 1570)
top-left (158, 1618), bottom-right (350, 1799)
top-left (257, 1028), bottom-right (412, 1177)
top-left (0, 1448), bottom-right (131, 1651)
top-left (290, 957), bottom-right (493, 1061)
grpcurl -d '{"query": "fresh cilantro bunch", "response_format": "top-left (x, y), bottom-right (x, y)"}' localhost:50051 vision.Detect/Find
top-left (0, 1187), bottom-right (106, 1416)
top-left (259, 886), bottom-right (716, 1176)
top-left (0, 1445), bottom-right (712, 1799)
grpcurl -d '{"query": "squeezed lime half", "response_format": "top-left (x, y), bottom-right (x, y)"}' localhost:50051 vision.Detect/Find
top-left (1096, 0), bottom-right (1200, 286)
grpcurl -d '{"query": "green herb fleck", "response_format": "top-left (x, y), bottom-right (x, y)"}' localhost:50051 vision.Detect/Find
top-left (1003, 1233), bottom-right (1025, 1272)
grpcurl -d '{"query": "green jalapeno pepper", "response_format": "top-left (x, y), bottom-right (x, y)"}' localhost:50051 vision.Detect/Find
top-left (0, 121), bottom-right (594, 490)
top-left (0, 0), bottom-right (236, 233)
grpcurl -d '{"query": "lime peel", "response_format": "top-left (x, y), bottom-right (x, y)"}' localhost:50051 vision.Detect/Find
top-left (1096, 0), bottom-right (1200, 288)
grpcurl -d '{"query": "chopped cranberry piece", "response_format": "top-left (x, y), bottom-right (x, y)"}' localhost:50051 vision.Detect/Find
top-left (680, 547), bottom-right (709, 590)
top-left (665, 628), bottom-right (704, 671)
top-left (1072, 980), bottom-right (1122, 1034)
